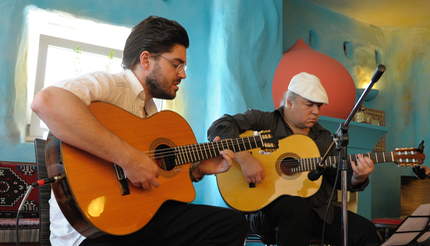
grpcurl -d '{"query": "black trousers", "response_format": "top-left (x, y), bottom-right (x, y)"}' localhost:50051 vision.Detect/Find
top-left (80, 201), bottom-right (247, 246)
top-left (246, 196), bottom-right (380, 246)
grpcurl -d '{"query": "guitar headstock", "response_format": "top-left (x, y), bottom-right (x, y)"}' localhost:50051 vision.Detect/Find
top-left (256, 130), bottom-right (279, 154)
top-left (393, 146), bottom-right (426, 166)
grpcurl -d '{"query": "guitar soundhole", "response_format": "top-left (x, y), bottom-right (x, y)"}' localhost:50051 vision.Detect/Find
top-left (280, 157), bottom-right (300, 175)
top-left (154, 144), bottom-right (176, 171)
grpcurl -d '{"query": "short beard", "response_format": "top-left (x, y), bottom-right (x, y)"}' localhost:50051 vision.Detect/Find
top-left (145, 63), bottom-right (176, 100)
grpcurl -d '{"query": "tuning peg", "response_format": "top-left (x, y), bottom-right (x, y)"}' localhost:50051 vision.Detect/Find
top-left (395, 147), bottom-right (411, 151)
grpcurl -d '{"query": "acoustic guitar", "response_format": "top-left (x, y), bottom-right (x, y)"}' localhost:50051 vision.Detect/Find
top-left (216, 133), bottom-right (426, 212)
top-left (45, 102), bottom-right (278, 237)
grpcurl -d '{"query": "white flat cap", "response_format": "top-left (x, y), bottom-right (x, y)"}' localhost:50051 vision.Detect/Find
top-left (288, 72), bottom-right (329, 105)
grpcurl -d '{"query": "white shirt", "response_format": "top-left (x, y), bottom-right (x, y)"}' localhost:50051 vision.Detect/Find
top-left (48, 69), bottom-right (158, 245)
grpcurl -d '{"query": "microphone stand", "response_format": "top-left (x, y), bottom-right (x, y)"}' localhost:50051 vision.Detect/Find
top-left (337, 64), bottom-right (386, 246)
top-left (310, 65), bottom-right (386, 246)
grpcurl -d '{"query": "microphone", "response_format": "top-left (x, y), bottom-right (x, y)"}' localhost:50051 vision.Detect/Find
top-left (370, 64), bottom-right (386, 83)
top-left (31, 175), bottom-right (64, 187)
top-left (308, 165), bottom-right (327, 181)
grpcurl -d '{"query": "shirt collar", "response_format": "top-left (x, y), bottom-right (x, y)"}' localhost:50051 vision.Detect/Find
top-left (124, 69), bottom-right (145, 101)
top-left (123, 69), bottom-right (158, 116)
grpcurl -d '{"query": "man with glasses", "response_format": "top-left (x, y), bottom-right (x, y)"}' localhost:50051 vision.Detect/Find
top-left (31, 15), bottom-right (247, 246)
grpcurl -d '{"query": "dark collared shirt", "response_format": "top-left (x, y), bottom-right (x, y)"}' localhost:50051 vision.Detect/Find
top-left (207, 106), bottom-right (369, 223)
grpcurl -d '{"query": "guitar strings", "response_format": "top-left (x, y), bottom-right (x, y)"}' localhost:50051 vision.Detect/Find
top-left (134, 140), bottom-right (419, 168)
top-left (139, 135), bottom-right (266, 165)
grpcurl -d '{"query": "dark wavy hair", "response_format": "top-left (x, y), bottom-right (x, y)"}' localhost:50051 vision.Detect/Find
top-left (122, 15), bottom-right (189, 70)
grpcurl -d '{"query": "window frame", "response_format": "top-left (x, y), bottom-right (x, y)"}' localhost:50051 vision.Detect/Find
top-left (27, 34), bottom-right (124, 140)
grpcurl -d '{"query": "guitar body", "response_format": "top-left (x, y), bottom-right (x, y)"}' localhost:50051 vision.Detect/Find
top-left (217, 134), bottom-right (322, 212)
top-left (217, 133), bottom-right (426, 212)
top-left (46, 102), bottom-right (197, 237)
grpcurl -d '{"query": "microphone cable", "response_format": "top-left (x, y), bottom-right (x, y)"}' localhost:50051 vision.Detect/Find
top-left (15, 175), bottom-right (64, 246)
top-left (320, 162), bottom-right (340, 246)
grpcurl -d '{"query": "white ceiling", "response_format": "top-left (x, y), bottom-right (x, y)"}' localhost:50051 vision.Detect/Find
top-left (302, 0), bottom-right (430, 28)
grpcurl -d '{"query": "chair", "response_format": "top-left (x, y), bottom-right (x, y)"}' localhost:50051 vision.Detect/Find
top-left (244, 233), bottom-right (276, 246)
top-left (332, 190), bottom-right (358, 213)
top-left (371, 218), bottom-right (402, 242)
top-left (243, 234), bottom-right (332, 246)
top-left (34, 138), bottom-right (51, 246)
top-left (372, 176), bottom-right (430, 242)
top-left (243, 227), bottom-right (276, 245)
top-left (243, 227), bottom-right (331, 246)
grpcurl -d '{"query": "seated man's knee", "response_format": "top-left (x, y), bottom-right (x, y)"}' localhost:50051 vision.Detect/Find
top-left (273, 196), bottom-right (311, 218)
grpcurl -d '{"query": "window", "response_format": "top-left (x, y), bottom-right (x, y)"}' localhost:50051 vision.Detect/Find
top-left (25, 6), bottom-right (163, 141)
top-left (27, 34), bottom-right (124, 139)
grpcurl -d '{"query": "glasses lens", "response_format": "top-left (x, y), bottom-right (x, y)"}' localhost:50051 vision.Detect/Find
top-left (177, 64), bottom-right (187, 73)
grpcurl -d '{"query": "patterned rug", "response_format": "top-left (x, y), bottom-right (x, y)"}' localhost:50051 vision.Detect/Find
top-left (0, 161), bottom-right (39, 218)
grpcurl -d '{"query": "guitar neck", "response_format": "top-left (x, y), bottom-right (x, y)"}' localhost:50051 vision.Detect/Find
top-left (172, 135), bottom-right (265, 165)
top-left (296, 151), bottom-right (395, 172)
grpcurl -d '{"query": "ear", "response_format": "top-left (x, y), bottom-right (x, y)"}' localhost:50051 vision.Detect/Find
top-left (140, 51), bottom-right (151, 70)
top-left (286, 98), bottom-right (293, 109)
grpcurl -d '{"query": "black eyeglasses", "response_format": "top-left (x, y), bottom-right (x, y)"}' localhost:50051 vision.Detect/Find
top-left (158, 55), bottom-right (187, 73)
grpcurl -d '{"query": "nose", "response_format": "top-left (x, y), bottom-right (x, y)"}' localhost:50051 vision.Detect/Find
top-left (178, 69), bottom-right (186, 79)
top-left (311, 104), bottom-right (320, 115)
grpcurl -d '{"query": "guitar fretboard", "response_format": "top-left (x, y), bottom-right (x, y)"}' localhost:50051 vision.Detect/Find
top-left (172, 135), bottom-right (265, 165)
top-left (291, 149), bottom-right (423, 173)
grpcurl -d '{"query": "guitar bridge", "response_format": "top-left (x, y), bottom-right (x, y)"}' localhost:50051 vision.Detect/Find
top-left (114, 164), bottom-right (130, 196)
top-left (249, 183), bottom-right (256, 188)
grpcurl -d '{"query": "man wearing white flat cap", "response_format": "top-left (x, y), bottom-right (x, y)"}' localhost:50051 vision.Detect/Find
top-left (208, 72), bottom-right (380, 245)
